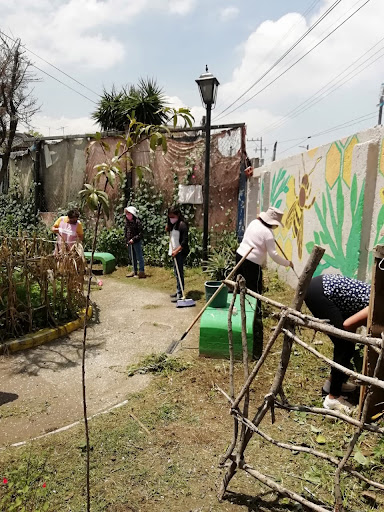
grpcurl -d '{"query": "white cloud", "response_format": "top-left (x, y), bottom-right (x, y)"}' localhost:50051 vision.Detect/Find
top-left (220, 6), bottom-right (239, 21)
top-left (211, 0), bottom-right (384, 154)
top-left (167, 0), bottom-right (197, 15)
top-left (0, 0), bottom-right (196, 71)
top-left (6, 0), bottom-right (384, 159)
top-left (30, 114), bottom-right (98, 137)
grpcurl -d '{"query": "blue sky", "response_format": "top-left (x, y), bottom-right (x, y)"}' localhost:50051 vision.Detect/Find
top-left (1, 0), bottom-right (383, 159)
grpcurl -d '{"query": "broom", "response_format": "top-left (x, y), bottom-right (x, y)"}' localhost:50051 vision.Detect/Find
top-left (170, 237), bottom-right (195, 308)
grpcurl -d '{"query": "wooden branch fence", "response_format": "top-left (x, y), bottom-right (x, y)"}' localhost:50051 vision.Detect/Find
top-left (0, 235), bottom-right (86, 342)
top-left (218, 245), bottom-right (384, 512)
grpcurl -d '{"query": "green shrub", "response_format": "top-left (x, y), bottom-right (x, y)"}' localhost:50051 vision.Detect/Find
top-left (78, 178), bottom-right (236, 268)
top-left (96, 227), bottom-right (128, 265)
top-left (0, 183), bottom-right (47, 237)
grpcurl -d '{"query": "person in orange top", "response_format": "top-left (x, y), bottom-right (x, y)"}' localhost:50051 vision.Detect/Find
top-left (52, 209), bottom-right (84, 252)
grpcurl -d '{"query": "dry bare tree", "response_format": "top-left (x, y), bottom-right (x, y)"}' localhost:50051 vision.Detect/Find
top-left (0, 35), bottom-right (40, 188)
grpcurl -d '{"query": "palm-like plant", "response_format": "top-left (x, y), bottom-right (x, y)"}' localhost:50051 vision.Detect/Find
top-left (92, 78), bottom-right (168, 131)
top-left (129, 78), bottom-right (168, 125)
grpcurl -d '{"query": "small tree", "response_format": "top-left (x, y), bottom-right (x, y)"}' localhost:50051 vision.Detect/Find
top-left (91, 78), bottom-right (168, 131)
top-left (0, 36), bottom-right (39, 188)
top-left (79, 107), bottom-right (193, 511)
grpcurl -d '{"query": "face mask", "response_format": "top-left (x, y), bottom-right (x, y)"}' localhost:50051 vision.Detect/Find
top-left (126, 213), bottom-right (133, 220)
top-left (169, 217), bottom-right (178, 224)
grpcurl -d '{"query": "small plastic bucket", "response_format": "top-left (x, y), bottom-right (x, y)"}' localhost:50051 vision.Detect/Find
top-left (205, 281), bottom-right (229, 308)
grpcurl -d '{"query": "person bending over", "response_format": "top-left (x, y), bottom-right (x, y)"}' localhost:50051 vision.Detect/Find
top-left (305, 274), bottom-right (370, 414)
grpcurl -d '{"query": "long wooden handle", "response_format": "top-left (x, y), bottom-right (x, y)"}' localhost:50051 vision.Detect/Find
top-left (274, 239), bottom-right (299, 279)
top-left (182, 247), bottom-right (254, 336)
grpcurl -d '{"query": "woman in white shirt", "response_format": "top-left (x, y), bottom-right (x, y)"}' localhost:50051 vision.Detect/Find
top-left (236, 206), bottom-right (293, 292)
top-left (236, 206), bottom-right (294, 358)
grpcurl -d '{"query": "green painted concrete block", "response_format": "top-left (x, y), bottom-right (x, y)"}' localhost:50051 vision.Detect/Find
top-left (84, 252), bottom-right (116, 274)
top-left (199, 294), bottom-right (255, 360)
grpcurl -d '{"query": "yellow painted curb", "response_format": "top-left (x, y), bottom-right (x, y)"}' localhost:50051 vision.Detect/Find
top-left (0, 307), bottom-right (93, 354)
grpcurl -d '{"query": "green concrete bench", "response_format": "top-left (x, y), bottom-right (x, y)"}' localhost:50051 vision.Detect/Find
top-left (199, 294), bottom-right (255, 360)
top-left (84, 252), bottom-right (116, 274)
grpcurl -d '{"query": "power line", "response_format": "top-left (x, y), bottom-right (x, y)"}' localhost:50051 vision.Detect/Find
top-left (278, 110), bottom-right (377, 156)
top-left (214, 0), bottom-right (341, 119)
top-left (0, 29), bottom-right (101, 103)
top-left (277, 51), bottom-right (384, 127)
top-left (31, 63), bottom-right (98, 104)
top-left (262, 35), bottom-right (384, 135)
top-left (215, 0), bottom-right (372, 121)
top-left (239, 0), bottom-right (322, 93)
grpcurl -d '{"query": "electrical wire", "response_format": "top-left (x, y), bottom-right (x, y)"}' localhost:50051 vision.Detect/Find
top-left (31, 63), bottom-right (98, 104)
top-left (262, 35), bottom-right (384, 134)
top-left (0, 29), bottom-right (101, 102)
top-left (214, 0), bottom-right (341, 119)
top-left (241, 0), bottom-right (322, 90)
top-left (278, 110), bottom-right (377, 155)
top-left (215, 0), bottom-right (372, 121)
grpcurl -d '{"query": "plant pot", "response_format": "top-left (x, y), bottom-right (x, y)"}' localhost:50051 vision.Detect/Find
top-left (205, 281), bottom-right (229, 308)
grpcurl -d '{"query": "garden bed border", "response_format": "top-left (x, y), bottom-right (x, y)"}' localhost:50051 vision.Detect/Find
top-left (0, 307), bottom-right (92, 354)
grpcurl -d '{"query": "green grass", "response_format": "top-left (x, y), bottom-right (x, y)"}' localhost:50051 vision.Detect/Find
top-left (1, 269), bottom-right (383, 511)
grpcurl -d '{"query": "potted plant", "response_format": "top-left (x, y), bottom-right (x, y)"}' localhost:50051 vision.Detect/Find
top-left (203, 246), bottom-right (236, 308)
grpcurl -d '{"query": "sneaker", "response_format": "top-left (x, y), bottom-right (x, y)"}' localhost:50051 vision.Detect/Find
top-left (322, 379), bottom-right (357, 395)
top-left (126, 271), bottom-right (137, 278)
top-left (323, 395), bottom-right (354, 414)
top-left (170, 293), bottom-right (177, 298)
top-left (171, 295), bottom-right (182, 303)
top-left (138, 271), bottom-right (146, 279)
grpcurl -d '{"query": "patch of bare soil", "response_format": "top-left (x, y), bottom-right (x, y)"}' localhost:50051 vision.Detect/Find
top-left (0, 276), bottom-right (199, 446)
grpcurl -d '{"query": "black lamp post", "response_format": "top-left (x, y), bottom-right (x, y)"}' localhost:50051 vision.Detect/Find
top-left (195, 66), bottom-right (219, 264)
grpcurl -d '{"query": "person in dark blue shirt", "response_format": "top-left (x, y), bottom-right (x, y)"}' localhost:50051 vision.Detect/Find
top-left (305, 274), bottom-right (370, 414)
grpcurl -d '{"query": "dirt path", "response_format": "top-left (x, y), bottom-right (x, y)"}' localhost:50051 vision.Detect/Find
top-left (0, 277), bottom-right (199, 446)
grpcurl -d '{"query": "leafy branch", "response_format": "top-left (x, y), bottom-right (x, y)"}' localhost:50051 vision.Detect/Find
top-left (79, 106), bottom-right (193, 511)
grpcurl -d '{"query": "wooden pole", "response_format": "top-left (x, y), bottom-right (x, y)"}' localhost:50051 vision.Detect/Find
top-left (360, 244), bottom-right (384, 420)
top-left (218, 244), bottom-right (325, 500)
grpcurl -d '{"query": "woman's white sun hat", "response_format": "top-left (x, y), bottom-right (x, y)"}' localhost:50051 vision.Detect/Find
top-left (124, 205), bottom-right (138, 217)
top-left (259, 206), bottom-right (284, 227)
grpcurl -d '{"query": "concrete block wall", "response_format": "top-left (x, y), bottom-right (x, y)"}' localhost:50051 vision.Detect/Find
top-left (245, 126), bottom-right (384, 286)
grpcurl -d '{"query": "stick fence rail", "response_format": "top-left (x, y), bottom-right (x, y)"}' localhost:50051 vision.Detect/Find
top-left (218, 246), bottom-right (384, 512)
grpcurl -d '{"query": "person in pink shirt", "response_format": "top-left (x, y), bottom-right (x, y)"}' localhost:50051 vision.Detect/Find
top-left (51, 209), bottom-right (84, 253)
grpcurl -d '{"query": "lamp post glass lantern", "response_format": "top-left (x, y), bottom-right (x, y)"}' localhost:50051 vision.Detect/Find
top-left (195, 67), bottom-right (219, 265)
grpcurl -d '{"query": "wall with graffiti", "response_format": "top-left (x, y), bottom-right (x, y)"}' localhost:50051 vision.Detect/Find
top-left (246, 126), bottom-right (384, 284)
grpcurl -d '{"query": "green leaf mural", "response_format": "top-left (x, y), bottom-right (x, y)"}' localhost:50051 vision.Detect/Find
top-left (270, 168), bottom-right (290, 208)
top-left (306, 174), bottom-right (365, 277)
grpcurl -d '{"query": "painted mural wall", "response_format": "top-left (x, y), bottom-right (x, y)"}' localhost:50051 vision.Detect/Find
top-left (246, 126), bottom-right (384, 286)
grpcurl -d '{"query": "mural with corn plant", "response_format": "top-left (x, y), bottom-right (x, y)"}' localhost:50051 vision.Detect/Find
top-left (305, 136), bottom-right (364, 277)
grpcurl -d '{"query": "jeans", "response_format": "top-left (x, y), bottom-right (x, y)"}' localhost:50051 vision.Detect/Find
top-left (304, 276), bottom-right (355, 397)
top-left (129, 241), bottom-right (145, 273)
top-left (173, 253), bottom-right (184, 297)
